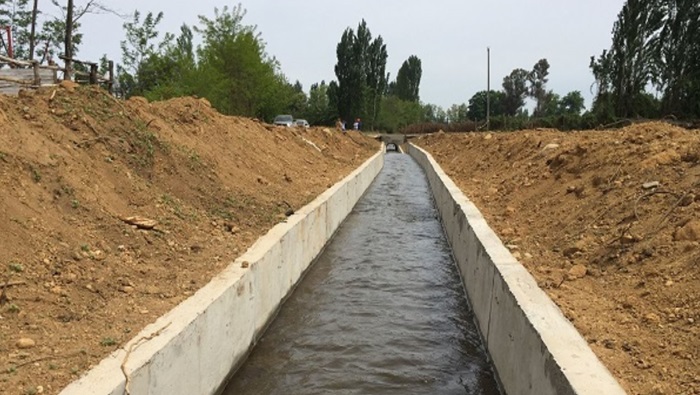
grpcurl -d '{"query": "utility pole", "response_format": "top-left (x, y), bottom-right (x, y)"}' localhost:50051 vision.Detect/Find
top-left (64, 0), bottom-right (74, 80)
top-left (486, 47), bottom-right (491, 131)
top-left (29, 0), bottom-right (38, 60)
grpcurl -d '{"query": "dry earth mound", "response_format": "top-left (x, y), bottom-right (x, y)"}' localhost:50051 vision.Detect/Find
top-left (416, 122), bottom-right (699, 395)
top-left (0, 85), bottom-right (378, 394)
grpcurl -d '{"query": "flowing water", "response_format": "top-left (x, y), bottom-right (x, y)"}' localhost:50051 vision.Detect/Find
top-left (223, 154), bottom-right (502, 395)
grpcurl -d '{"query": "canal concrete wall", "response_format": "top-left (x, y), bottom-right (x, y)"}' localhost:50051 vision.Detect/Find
top-left (60, 150), bottom-right (384, 395)
top-left (408, 144), bottom-right (626, 395)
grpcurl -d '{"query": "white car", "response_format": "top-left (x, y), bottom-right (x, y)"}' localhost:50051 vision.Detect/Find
top-left (273, 114), bottom-right (294, 127)
top-left (295, 119), bottom-right (310, 128)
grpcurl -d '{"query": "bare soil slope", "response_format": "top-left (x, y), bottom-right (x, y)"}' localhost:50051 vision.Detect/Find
top-left (416, 123), bottom-right (699, 395)
top-left (0, 84), bottom-right (379, 395)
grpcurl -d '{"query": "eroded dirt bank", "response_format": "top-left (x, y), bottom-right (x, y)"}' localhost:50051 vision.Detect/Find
top-left (416, 123), bottom-right (699, 395)
top-left (0, 84), bottom-right (379, 394)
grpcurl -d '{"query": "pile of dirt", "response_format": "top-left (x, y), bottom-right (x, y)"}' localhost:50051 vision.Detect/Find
top-left (415, 122), bottom-right (699, 395)
top-left (0, 84), bottom-right (379, 395)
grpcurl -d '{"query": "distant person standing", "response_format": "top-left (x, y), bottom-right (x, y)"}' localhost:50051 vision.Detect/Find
top-left (353, 118), bottom-right (359, 130)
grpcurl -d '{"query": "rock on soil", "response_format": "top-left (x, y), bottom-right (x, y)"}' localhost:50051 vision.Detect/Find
top-left (16, 338), bottom-right (36, 349)
top-left (674, 220), bottom-right (700, 242)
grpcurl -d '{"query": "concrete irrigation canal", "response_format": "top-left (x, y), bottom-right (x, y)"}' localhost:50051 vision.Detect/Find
top-left (224, 153), bottom-right (501, 394)
top-left (61, 144), bottom-right (625, 395)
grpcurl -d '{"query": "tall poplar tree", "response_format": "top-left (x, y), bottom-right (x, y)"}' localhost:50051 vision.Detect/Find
top-left (394, 55), bottom-right (422, 102)
top-left (502, 68), bottom-right (529, 116)
top-left (334, 19), bottom-right (387, 129)
top-left (528, 58), bottom-right (550, 117)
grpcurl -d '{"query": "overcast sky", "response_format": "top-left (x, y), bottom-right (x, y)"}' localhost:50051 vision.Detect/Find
top-left (72, 0), bottom-right (625, 110)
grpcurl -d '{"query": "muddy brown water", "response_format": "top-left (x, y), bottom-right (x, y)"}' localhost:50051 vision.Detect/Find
top-left (223, 154), bottom-right (502, 395)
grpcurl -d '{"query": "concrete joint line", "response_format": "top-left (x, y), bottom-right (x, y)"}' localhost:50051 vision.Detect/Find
top-left (485, 268), bottom-right (497, 351)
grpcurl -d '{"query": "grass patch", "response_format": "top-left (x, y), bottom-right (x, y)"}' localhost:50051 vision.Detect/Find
top-left (8, 262), bottom-right (23, 273)
top-left (30, 166), bottom-right (41, 183)
top-left (161, 194), bottom-right (187, 220)
top-left (100, 337), bottom-right (117, 347)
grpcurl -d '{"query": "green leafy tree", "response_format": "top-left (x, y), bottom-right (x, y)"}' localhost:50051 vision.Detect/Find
top-left (334, 20), bottom-right (388, 130)
top-left (394, 55), bottom-right (422, 102)
top-left (327, 80), bottom-right (340, 120)
top-left (589, 49), bottom-right (615, 119)
top-left (366, 35), bottom-right (388, 128)
top-left (446, 103), bottom-right (469, 123)
top-left (306, 81), bottom-right (336, 125)
top-left (375, 95), bottom-right (423, 132)
top-left (194, 5), bottom-right (292, 119)
top-left (423, 103), bottom-right (447, 123)
top-left (139, 33), bottom-right (197, 100)
top-left (137, 24), bottom-right (199, 101)
top-left (558, 91), bottom-right (585, 115)
top-left (540, 91), bottom-right (561, 117)
top-left (528, 58), bottom-right (550, 117)
top-left (467, 90), bottom-right (505, 121)
top-left (656, 0), bottom-right (700, 117)
top-left (0, 0), bottom-right (32, 59)
top-left (36, 0), bottom-right (116, 77)
top-left (334, 28), bottom-right (359, 122)
top-left (502, 68), bottom-right (529, 116)
top-left (288, 80), bottom-right (308, 117)
top-left (120, 11), bottom-right (168, 79)
top-left (35, 0), bottom-right (111, 65)
top-left (97, 53), bottom-right (108, 74)
top-left (36, 13), bottom-right (81, 64)
top-left (593, 0), bottom-right (700, 119)
top-left (609, 0), bottom-right (663, 117)
top-left (118, 10), bottom-right (172, 97)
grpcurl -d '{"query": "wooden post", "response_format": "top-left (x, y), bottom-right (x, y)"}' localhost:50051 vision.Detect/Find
top-left (5, 26), bottom-right (13, 60)
top-left (486, 47), bottom-right (491, 131)
top-left (64, 0), bottom-right (74, 81)
top-left (32, 61), bottom-right (40, 86)
top-left (108, 60), bottom-right (114, 93)
top-left (29, 0), bottom-right (39, 60)
top-left (89, 63), bottom-right (98, 84)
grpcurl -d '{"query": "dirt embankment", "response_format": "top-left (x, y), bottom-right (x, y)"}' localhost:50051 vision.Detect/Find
top-left (416, 123), bottom-right (699, 395)
top-left (0, 84), bottom-right (379, 395)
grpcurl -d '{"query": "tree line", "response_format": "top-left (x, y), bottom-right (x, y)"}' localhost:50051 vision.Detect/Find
top-left (1, 2), bottom-right (426, 128)
top-left (119, 13), bottom-right (425, 130)
top-left (415, 0), bottom-right (700, 133)
top-left (2, 0), bottom-right (695, 130)
top-left (590, 0), bottom-right (699, 120)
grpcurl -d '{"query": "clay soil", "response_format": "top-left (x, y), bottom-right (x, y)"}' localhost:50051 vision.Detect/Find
top-left (0, 84), bottom-right (379, 395)
top-left (415, 123), bottom-right (699, 395)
